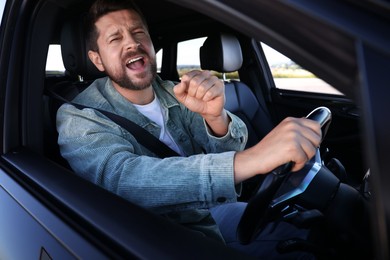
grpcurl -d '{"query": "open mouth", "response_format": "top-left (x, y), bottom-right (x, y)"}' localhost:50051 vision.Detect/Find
top-left (126, 56), bottom-right (145, 70)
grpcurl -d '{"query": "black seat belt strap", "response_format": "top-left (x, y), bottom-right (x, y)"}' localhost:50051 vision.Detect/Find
top-left (75, 104), bottom-right (180, 158)
top-left (49, 89), bottom-right (180, 158)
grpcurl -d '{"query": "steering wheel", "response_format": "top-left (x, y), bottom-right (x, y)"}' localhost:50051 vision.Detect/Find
top-left (237, 107), bottom-right (333, 244)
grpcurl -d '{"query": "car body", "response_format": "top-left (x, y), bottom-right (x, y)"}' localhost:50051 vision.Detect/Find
top-left (0, 0), bottom-right (389, 259)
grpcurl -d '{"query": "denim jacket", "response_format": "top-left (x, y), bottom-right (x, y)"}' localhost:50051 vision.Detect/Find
top-left (57, 76), bottom-right (248, 237)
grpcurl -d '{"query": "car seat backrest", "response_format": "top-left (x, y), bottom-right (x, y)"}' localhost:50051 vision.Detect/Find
top-left (61, 14), bottom-right (106, 82)
top-left (200, 33), bottom-right (243, 74)
top-left (200, 33), bottom-right (274, 148)
top-left (43, 15), bottom-right (104, 168)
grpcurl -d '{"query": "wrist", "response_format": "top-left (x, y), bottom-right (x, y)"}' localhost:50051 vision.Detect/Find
top-left (204, 110), bottom-right (230, 137)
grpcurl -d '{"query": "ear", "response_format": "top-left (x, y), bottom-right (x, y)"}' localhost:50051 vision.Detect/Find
top-left (88, 50), bottom-right (105, 72)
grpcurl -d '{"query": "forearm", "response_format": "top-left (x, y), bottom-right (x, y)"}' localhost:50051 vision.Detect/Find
top-left (233, 147), bottom-right (266, 184)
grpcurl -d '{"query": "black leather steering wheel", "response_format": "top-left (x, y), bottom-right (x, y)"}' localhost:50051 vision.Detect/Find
top-left (237, 107), bottom-right (332, 245)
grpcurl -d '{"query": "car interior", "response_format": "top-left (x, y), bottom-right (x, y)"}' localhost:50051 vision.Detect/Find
top-left (19, 0), bottom-right (360, 181)
top-left (1, 0), bottom-right (376, 258)
top-left (41, 0), bottom-right (365, 190)
top-left (44, 13), bottom-right (278, 199)
top-left (44, 16), bottom-right (274, 168)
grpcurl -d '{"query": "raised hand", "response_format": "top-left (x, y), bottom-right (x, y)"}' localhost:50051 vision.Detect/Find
top-left (174, 70), bottom-right (225, 116)
top-left (174, 70), bottom-right (229, 136)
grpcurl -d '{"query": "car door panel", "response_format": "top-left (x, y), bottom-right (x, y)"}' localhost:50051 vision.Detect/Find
top-left (0, 163), bottom-right (106, 259)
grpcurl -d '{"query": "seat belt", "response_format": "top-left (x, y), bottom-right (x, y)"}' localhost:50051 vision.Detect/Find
top-left (73, 103), bottom-right (180, 158)
top-left (49, 89), bottom-right (180, 158)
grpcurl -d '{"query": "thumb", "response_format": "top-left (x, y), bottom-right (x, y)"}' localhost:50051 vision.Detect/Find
top-left (173, 82), bottom-right (187, 101)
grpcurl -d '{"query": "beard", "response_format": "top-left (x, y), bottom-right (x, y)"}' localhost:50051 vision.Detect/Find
top-left (104, 50), bottom-right (157, 91)
top-left (112, 62), bottom-right (157, 91)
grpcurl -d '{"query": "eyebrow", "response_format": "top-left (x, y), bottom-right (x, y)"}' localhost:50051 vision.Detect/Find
top-left (104, 23), bottom-right (146, 41)
top-left (106, 29), bottom-right (120, 40)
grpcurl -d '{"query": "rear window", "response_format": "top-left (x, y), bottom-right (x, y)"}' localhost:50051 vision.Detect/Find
top-left (46, 44), bottom-right (65, 75)
top-left (176, 37), bottom-right (239, 80)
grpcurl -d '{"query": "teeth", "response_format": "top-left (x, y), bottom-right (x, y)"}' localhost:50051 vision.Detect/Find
top-left (127, 57), bottom-right (142, 64)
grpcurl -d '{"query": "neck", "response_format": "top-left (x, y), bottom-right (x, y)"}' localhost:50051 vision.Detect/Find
top-left (112, 83), bottom-right (154, 105)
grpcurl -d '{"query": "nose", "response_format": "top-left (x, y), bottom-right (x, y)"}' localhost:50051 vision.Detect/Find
top-left (126, 42), bottom-right (140, 50)
top-left (124, 35), bottom-right (140, 50)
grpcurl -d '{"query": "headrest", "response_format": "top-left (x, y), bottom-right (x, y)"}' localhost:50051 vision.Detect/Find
top-left (200, 33), bottom-right (243, 73)
top-left (61, 16), bottom-right (105, 80)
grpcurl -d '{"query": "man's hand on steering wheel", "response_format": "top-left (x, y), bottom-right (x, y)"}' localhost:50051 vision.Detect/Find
top-left (233, 116), bottom-right (322, 184)
top-left (236, 107), bottom-right (332, 245)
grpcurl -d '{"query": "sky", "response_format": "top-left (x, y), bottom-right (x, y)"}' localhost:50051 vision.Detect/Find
top-left (261, 43), bottom-right (291, 65)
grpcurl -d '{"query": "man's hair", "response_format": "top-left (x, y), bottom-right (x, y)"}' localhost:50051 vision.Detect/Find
top-left (85, 0), bottom-right (148, 52)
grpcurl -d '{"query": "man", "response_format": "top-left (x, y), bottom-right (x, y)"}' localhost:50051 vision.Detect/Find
top-left (57, 0), bottom-right (321, 257)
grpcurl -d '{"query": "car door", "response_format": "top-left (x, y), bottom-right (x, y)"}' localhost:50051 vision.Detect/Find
top-left (0, 1), bottom-right (99, 258)
top-left (258, 42), bottom-right (365, 187)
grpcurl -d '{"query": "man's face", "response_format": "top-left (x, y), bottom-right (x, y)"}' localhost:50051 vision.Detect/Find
top-left (89, 9), bottom-right (156, 91)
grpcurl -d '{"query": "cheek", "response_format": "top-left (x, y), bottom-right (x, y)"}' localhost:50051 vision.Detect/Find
top-left (144, 43), bottom-right (156, 60)
top-left (101, 49), bottom-right (121, 66)
top-left (149, 44), bottom-right (156, 56)
top-left (139, 37), bottom-right (155, 56)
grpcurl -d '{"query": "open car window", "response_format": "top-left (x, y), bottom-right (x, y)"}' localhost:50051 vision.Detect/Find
top-left (262, 43), bottom-right (343, 95)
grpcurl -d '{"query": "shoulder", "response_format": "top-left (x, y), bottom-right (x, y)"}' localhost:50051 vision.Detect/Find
top-left (154, 75), bottom-right (178, 94)
top-left (72, 77), bottom-right (110, 107)
top-left (56, 77), bottom-right (112, 123)
top-left (153, 75), bottom-right (182, 108)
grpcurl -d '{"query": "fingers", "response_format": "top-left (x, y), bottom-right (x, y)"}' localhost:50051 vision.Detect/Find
top-left (241, 117), bottom-right (322, 176)
top-left (276, 117), bottom-right (322, 171)
top-left (283, 117), bottom-right (322, 147)
top-left (174, 70), bottom-right (223, 102)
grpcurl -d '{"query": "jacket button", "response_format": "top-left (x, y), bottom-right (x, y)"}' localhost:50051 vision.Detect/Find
top-left (217, 197), bottom-right (227, 203)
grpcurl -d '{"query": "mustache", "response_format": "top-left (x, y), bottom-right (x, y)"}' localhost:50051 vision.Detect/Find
top-left (123, 46), bottom-right (148, 60)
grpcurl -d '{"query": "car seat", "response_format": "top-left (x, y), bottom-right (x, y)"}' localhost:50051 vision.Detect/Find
top-left (43, 15), bottom-right (105, 167)
top-left (199, 33), bottom-right (276, 200)
top-left (200, 33), bottom-right (274, 148)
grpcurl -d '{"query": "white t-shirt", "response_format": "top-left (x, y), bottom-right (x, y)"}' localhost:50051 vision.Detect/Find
top-left (133, 95), bottom-right (183, 155)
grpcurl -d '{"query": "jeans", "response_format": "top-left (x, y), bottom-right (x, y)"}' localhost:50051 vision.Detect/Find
top-left (210, 202), bottom-right (315, 259)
